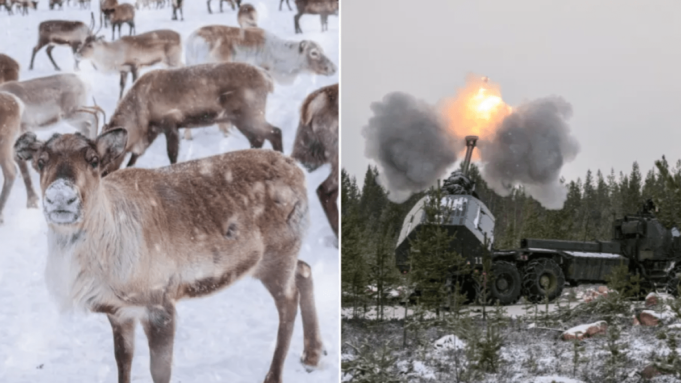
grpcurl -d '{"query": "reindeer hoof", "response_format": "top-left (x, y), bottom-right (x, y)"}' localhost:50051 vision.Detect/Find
top-left (300, 348), bottom-right (326, 372)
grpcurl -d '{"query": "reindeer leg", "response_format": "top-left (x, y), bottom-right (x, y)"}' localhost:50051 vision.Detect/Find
top-left (317, 173), bottom-right (339, 237)
top-left (119, 71), bottom-right (128, 100)
top-left (29, 41), bottom-right (46, 70)
top-left (163, 123), bottom-right (180, 164)
top-left (278, 0), bottom-right (283, 11)
top-left (0, 159), bottom-right (16, 224)
top-left (206, 0), bottom-right (211, 14)
top-left (259, 260), bottom-right (299, 383)
top-left (126, 153), bottom-right (139, 167)
top-left (17, 160), bottom-right (38, 209)
top-left (217, 122), bottom-right (231, 137)
top-left (294, 13), bottom-right (303, 34)
top-left (130, 66), bottom-right (138, 82)
top-left (296, 260), bottom-right (325, 368)
top-left (70, 43), bottom-right (80, 70)
top-left (141, 303), bottom-right (175, 383)
top-left (129, 21), bottom-right (135, 36)
top-left (45, 45), bottom-right (61, 71)
top-left (107, 314), bottom-right (136, 383)
top-left (286, 0), bottom-right (291, 11)
top-left (183, 128), bottom-right (192, 141)
top-left (321, 14), bottom-right (328, 32)
top-left (265, 124), bottom-right (283, 152)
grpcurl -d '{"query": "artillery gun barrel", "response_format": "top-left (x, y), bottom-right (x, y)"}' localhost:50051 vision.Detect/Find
top-left (462, 135), bottom-right (479, 176)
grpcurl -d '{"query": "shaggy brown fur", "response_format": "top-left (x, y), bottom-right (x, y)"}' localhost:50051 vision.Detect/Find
top-left (14, 129), bottom-right (324, 383)
top-left (102, 62), bottom-right (280, 174)
top-left (294, 0), bottom-right (338, 33)
top-left (0, 54), bottom-right (19, 83)
top-left (291, 83), bottom-right (338, 238)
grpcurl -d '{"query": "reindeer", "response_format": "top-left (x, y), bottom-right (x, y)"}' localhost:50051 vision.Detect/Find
top-left (29, 14), bottom-right (101, 71)
top-left (238, 3), bottom-right (257, 28)
top-left (0, 54), bottom-right (20, 83)
top-left (14, 129), bottom-right (324, 383)
top-left (279, 0), bottom-right (291, 11)
top-left (110, 3), bottom-right (135, 40)
top-left (100, 0), bottom-right (117, 27)
top-left (184, 25), bottom-right (335, 140)
top-left (78, 0), bottom-right (90, 9)
top-left (75, 29), bottom-right (183, 99)
top-left (171, 0), bottom-right (182, 20)
top-left (291, 83), bottom-right (338, 238)
top-left (0, 74), bottom-right (104, 222)
top-left (100, 62), bottom-right (281, 173)
top-left (294, 0), bottom-right (338, 33)
top-left (14, 0), bottom-right (38, 15)
top-left (206, 0), bottom-right (239, 13)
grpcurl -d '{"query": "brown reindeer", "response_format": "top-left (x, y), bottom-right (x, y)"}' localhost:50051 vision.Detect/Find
top-left (75, 29), bottom-right (183, 99)
top-left (49, 0), bottom-right (64, 9)
top-left (100, 62), bottom-right (281, 173)
top-left (294, 0), bottom-right (338, 33)
top-left (291, 83), bottom-right (338, 238)
top-left (110, 3), bottom-right (136, 40)
top-left (0, 92), bottom-right (31, 224)
top-left (0, 54), bottom-right (20, 83)
top-left (238, 3), bottom-right (257, 28)
top-left (100, 0), bottom-right (117, 27)
top-left (14, 130), bottom-right (324, 383)
top-left (14, 0), bottom-right (37, 14)
top-left (29, 14), bottom-right (101, 71)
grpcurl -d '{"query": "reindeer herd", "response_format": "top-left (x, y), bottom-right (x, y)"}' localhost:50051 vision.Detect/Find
top-left (0, 2), bottom-right (339, 383)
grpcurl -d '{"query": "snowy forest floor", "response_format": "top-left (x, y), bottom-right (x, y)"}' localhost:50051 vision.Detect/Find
top-left (0, 2), bottom-right (339, 383)
top-left (341, 285), bottom-right (681, 383)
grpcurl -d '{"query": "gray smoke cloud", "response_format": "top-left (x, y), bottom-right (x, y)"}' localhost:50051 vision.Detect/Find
top-left (478, 96), bottom-right (580, 209)
top-left (362, 92), bottom-right (460, 202)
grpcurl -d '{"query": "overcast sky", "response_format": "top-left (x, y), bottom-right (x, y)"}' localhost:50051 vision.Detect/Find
top-left (341, 0), bottom-right (681, 190)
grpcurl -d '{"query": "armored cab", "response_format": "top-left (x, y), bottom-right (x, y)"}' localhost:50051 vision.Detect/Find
top-left (395, 136), bottom-right (495, 273)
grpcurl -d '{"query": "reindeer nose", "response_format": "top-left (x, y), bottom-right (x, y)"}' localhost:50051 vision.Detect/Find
top-left (44, 179), bottom-right (80, 210)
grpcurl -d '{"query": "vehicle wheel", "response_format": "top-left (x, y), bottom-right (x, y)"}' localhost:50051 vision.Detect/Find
top-left (475, 261), bottom-right (522, 305)
top-left (522, 258), bottom-right (565, 303)
top-left (668, 264), bottom-right (681, 296)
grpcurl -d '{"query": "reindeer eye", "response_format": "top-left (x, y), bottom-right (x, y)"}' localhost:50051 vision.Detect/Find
top-left (37, 159), bottom-right (45, 171)
top-left (90, 157), bottom-right (99, 169)
top-left (310, 50), bottom-right (319, 58)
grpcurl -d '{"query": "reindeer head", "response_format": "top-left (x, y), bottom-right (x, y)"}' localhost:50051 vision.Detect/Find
top-left (14, 130), bottom-right (127, 227)
top-left (299, 41), bottom-right (336, 76)
top-left (75, 34), bottom-right (106, 60)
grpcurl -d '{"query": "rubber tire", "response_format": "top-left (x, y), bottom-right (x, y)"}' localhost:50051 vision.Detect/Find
top-left (522, 258), bottom-right (565, 303)
top-left (476, 261), bottom-right (522, 305)
top-left (668, 264), bottom-right (681, 297)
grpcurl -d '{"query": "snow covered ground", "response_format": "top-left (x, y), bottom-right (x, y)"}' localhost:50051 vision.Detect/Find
top-left (0, 2), bottom-right (339, 382)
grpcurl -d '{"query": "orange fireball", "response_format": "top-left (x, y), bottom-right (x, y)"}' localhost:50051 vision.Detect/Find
top-left (441, 74), bottom-right (512, 158)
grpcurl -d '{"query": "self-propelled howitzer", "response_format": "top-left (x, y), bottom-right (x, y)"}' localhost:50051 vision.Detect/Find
top-left (395, 136), bottom-right (681, 304)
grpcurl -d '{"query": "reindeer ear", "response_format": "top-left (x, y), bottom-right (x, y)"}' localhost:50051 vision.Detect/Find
top-left (95, 128), bottom-right (127, 169)
top-left (14, 132), bottom-right (42, 162)
top-left (299, 40), bottom-right (309, 53)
